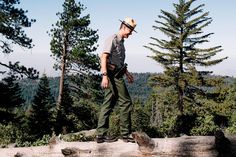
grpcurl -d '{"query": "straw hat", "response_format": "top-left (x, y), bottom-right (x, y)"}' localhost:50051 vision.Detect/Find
top-left (119, 17), bottom-right (137, 33)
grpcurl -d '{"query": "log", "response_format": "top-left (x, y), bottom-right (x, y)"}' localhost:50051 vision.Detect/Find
top-left (1, 133), bottom-right (236, 157)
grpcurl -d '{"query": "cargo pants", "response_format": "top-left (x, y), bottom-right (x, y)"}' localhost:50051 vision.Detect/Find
top-left (97, 76), bottom-right (132, 136)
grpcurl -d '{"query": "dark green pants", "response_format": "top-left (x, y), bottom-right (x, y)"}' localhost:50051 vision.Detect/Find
top-left (97, 77), bottom-right (132, 136)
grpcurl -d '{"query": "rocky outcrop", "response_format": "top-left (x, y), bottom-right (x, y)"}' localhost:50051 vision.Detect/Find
top-left (1, 132), bottom-right (236, 157)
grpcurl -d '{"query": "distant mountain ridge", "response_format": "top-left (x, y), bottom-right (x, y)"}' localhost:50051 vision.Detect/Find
top-left (19, 73), bottom-right (154, 105)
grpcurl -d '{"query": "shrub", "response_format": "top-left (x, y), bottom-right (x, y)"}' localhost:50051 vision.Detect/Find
top-left (225, 113), bottom-right (236, 135)
top-left (0, 123), bottom-right (15, 147)
top-left (190, 115), bottom-right (218, 135)
top-left (107, 112), bottom-right (120, 136)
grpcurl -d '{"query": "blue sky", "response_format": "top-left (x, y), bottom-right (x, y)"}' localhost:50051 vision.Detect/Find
top-left (2, 0), bottom-right (236, 77)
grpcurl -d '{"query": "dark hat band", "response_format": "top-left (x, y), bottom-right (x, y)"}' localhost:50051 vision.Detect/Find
top-left (119, 19), bottom-right (137, 32)
top-left (123, 21), bottom-right (135, 30)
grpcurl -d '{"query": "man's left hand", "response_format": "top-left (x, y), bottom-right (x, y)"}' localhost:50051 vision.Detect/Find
top-left (125, 71), bottom-right (134, 83)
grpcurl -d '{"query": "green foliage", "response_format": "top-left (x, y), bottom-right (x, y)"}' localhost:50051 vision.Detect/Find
top-left (62, 132), bottom-right (95, 142)
top-left (157, 115), bottom-right (178, 137)
top-left (64, 99), bottom-right (98, 132)
top-left (131, 99), bottom-right (166, 138)
top-left (190, 115), bottom-right (218, 136)
top-left (0, 77), bottom-right (25, 123)
top-left (147, 86), bottom-right (179, 126)
top-left (131, 100), bottom-right (150, 132)
top-left (107, 99), bottom-right (152, 136)
top-left (0, 123), bottom-right (16, 147)
top-left (107, 112), bottom-right (120, 136)
top-left (146, 75), bottom-right (234, 136)
top-left (226, 122), bottom-right (236, 135)
top-left (48, 0), bottom-right (99, 73)
top-left (0, 0), bottom-right (38, 78)
top-left (19, 77), bottom-right (59, 105)
top-left (126, 73), bottom-right (153, 103)
top-left (48, 0), bottom-right (99, 111)
top-left (0, 122), bottom-right (32, 147)
top-left (2, 72), bottom-right (236, 145)
top-left (55, 82), bottom-right (74, 134)
top-left (77, 99), bottom-right (99, 129)
top-left (0, 0), bottom-right (35, 53)
top-left (19, 73), bottom-right (153, 107)
top-left (69, 73), bottom-right (103, 104)
top-left (15, 134), bottom-right (51, 147)
top-left (144, 0), bottom-right (227, 136)
top-left (31, 135), bottom-right (51, 146)
top-left (225, 81), bottom-right (236, 135)
top-left (27, 74), bottom-right (55, 139)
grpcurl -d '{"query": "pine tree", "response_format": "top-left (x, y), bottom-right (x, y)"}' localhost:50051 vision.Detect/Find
top-left (28, 74), bottom-right (55, 139)
top-left (0, 76), bottom-right (24, 123)
top-left (0, 0), bottom-right (38, 78)
top-left (145, 0), bottom-right (227, 135)
top-left (48, 0), bottom-right (99, 107)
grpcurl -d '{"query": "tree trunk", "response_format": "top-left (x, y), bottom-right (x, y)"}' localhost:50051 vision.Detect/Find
top-left (178, 28), bottom-right (184, 114)
top-left (1, 135), bottom-right (226, 157)
top-left (57, 33), bottom-right (68, 108)
top-left (178, 85), bottom-right (184, 114)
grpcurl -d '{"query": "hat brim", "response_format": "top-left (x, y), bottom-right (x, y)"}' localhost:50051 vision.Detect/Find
top-left (119, 19), bottom-right (137, 33)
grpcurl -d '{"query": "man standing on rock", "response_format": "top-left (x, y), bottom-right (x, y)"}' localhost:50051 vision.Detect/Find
top-left (96, 17), bottom-right (137, 143)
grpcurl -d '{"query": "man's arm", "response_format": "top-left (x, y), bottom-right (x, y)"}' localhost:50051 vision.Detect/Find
top-left (125, 69), bottom-right (134, 83)
top-left (100, 53), bottom-right (109, 88)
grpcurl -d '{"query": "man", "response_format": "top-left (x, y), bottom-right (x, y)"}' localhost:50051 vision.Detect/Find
top-left (96, 17), bottom-right (137, 143)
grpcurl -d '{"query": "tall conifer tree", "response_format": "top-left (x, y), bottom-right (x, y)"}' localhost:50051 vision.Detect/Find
top-left (28, 74), bottom-right (55, 139)
top-left (0, 77), bottom-right (24, 123)
top-left (145, 0), bottom-right (227, 135)
top-left (48, 0), bottom-right (99, 107)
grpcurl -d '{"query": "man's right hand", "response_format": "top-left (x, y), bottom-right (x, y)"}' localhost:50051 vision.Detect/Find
top-left (101, 76), bottom-right (109, 89)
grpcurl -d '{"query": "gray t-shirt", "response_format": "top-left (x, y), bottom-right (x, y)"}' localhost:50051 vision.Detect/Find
top-left (102, 34), bottom-right (125, 69)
